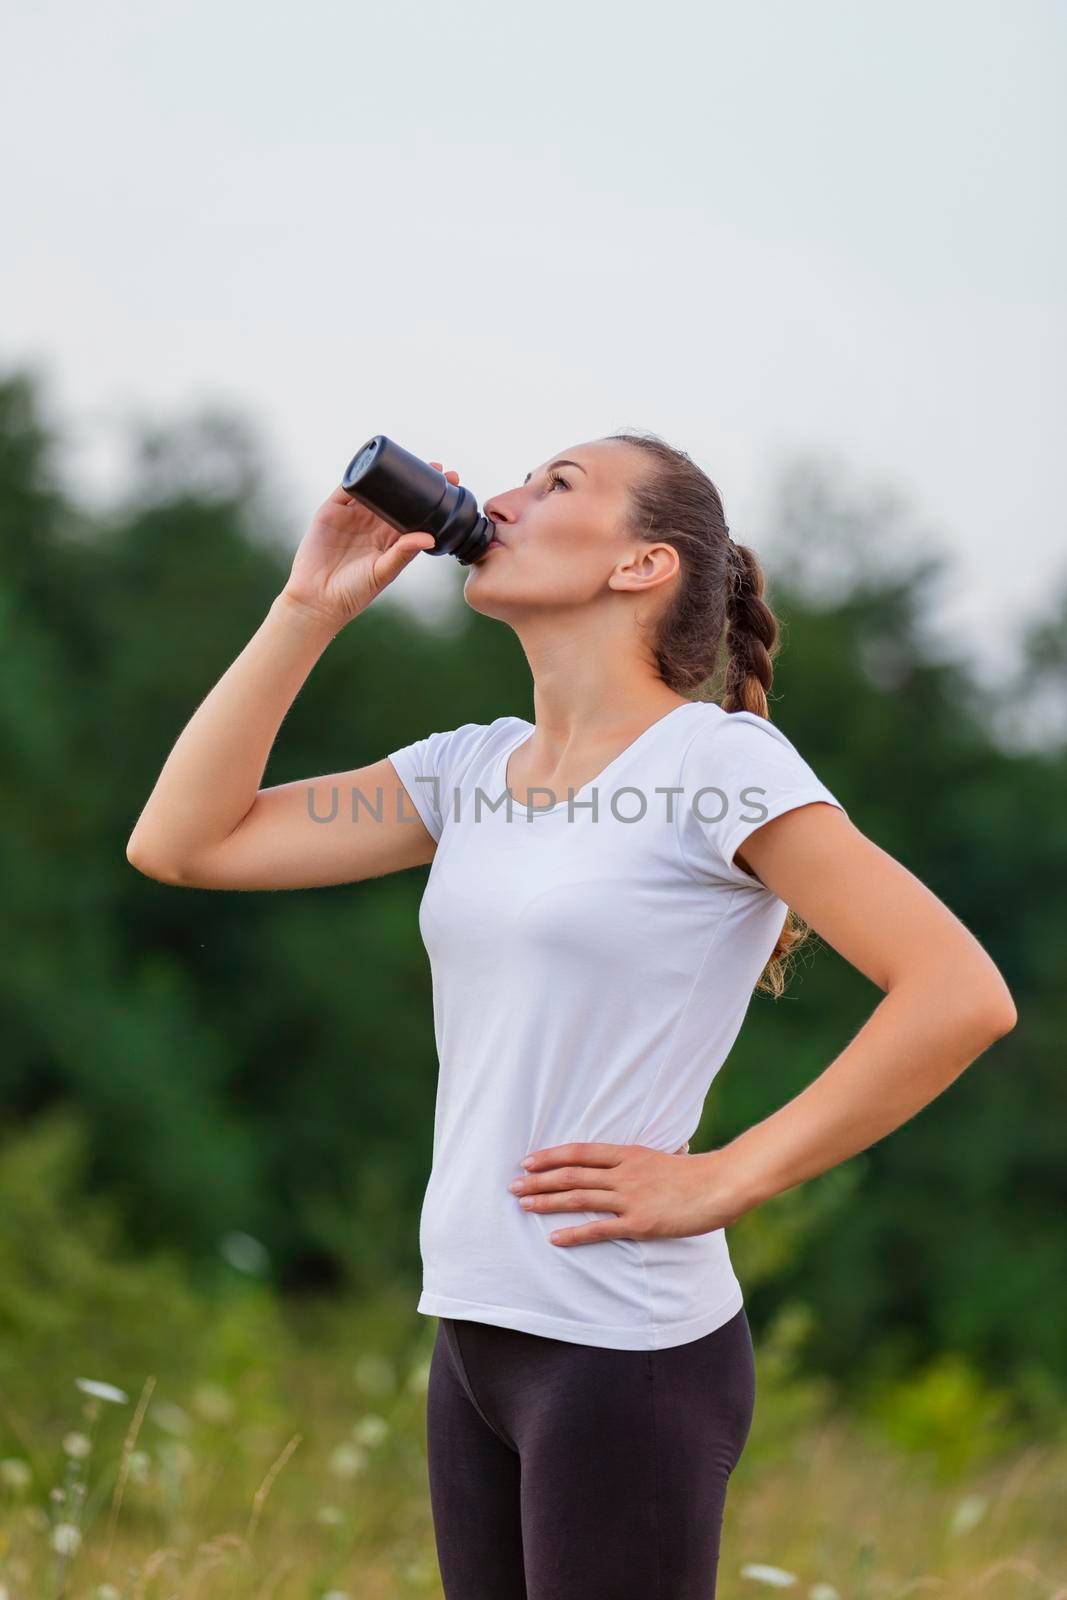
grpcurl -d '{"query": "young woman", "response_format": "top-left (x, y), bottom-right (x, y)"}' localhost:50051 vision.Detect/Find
top-left (127, 430), bottom-right (1017, 1600)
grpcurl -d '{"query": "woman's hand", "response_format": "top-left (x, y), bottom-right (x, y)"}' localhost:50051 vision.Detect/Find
top-left (282, 461), bottom-right (460, 629)
top-left (507, 1141), bottom-right (746, 1247)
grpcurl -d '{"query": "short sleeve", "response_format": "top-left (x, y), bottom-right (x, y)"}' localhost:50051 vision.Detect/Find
top-left (677, 712), bottom-right (847, 889)
top-left (386, 729), bottom-right (457, 842)
top-left (386, 721), bottom-right (496, 842)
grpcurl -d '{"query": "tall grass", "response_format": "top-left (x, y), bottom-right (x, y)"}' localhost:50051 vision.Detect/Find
top-left (1, 1114), bottom-right (1063, 1596)
top-left (1, 1284), bottom-right (1064, 1599)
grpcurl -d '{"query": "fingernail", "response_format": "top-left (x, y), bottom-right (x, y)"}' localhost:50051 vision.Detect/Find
top-left (521, 1158), bottom-right (534, 1169)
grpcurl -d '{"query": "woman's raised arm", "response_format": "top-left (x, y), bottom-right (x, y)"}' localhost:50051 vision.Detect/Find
top-left (125, 468), bottom-right (457, 888)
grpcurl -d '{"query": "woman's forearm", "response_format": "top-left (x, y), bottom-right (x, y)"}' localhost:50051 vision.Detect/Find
top-left (126, 591), bottom-right (345, 874)
top-left (718, 970), bottom-right (1017, 1217)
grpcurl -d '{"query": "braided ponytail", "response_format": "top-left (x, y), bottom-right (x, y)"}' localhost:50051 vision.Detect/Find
top-left (721, 541), bottom-right (778, 718)
top-left (604, 429), bottom-right (813, 998)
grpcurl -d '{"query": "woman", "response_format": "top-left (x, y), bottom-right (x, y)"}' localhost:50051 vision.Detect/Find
top-left (127, 430), bottom-right (1017, 1599)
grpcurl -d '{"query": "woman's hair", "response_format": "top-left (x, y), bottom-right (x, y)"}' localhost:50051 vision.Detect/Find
top-left (603, 427), bottom-right (810, 999)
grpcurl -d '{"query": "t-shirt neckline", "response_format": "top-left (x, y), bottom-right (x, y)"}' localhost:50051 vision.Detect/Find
top-left (494, 700), bottom-right (706, 818)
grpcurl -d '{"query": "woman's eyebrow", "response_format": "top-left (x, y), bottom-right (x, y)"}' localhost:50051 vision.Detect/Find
top-left (523, 459), bottom-right (588, 485)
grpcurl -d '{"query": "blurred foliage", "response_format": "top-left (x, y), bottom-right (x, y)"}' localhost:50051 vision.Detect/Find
top-left (0, 1108), bottom-right (295, 1440)
top-left (1, 364), bottom-right (1065, 1423)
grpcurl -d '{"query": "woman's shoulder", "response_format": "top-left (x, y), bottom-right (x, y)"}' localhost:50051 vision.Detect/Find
top-left (419, 715), bottom-right (530, 774)
top-left (681, 703), bottom-right (810, 758)
top-left (677, 705), bottom-right (839, 800)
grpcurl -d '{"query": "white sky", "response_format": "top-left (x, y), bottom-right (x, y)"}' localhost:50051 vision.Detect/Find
top-left (4, 0), bottom-right (1064, 692)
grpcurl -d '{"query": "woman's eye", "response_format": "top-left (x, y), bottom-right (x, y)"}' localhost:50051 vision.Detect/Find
top-left (547, 472), bottom-right (569, 491)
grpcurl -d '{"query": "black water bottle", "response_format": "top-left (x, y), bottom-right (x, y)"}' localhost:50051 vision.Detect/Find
top-left (341, 435), bottom-right (496, 565)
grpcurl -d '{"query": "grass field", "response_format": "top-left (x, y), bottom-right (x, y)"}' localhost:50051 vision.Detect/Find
top-left (1, 1283), bottom-right (1063, 1600)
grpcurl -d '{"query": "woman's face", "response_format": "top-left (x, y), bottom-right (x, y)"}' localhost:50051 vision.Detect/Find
top-left (463, 438), bottom-right (679, 620)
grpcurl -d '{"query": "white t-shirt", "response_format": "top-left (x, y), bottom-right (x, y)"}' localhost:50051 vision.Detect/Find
top-left (386, 700), bottom-right (846, 1351)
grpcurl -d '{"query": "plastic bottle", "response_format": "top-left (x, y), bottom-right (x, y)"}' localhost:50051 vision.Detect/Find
top-left (341, 435), bottom-right (496, 565)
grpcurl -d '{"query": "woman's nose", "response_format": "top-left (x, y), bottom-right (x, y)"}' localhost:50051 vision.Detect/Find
top-left (483, 493), bottom-right (515, 523)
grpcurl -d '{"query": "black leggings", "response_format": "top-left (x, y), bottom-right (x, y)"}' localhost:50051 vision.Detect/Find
top-left (425, 1304), bottom-right (756, 1600)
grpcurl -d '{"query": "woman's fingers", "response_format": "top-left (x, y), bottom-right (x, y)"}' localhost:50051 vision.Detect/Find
top-left (373, 532), bottom-right (436, 589)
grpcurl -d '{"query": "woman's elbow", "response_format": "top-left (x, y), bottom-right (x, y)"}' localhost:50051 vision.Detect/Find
top-left (912, 960), bottom-right (1019, 1047)
top-left (126, 838), bottom-right (186, 886)
top-left (982, 988), bottom-right (1018, 1040)
top-left (967, 967), bottom-right (1018, 1042)
top-left (949, 942), bottom-right (1018, 1044)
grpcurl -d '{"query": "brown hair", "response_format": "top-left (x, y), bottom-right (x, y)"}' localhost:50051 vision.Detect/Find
top-left (603, 427), bottom-right (811, 998)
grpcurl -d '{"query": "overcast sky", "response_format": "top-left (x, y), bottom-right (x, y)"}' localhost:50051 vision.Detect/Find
top-left (4, 0), bottom-right (1064, 694)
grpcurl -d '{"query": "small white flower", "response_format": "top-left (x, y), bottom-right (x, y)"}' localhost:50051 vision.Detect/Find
top-left (741, 1564), bottom-right (798, 1587)
top-left (322, 1591), bottom-right (351, 1599)
top-left (192, 1384), bottom-right (235, 1424)
top-left (351, 1414), bottom-right (389, 1447)
top-left (150, 1401), bottom-right (192, 1435)
top-left (314, 1505), bottom-right (345, 1526)
top-left (62, 1432), bottom-right (92, 1460)
top-left (51, 1522), bottom-right (82, 1556)
top-left (126, 1449), bottom-right (152, 1484)
top-left (949, 1493), bottom-right (988, 1535)
top-left (809, 1585), bottom-right (841, 1600)
top-left (93, 1585), bottom-right (123, 1600)
top-left (49, 1487), bottom-right (66, 1503)
top-left (218, 1230), bottom-right (271, 1276)
top-left (0, 1458), bottom-right (32, 1491)
top-left (75, 1378), bottom-right (128, 1405)
top-left (328, 1442), bottom-right (367, 1479)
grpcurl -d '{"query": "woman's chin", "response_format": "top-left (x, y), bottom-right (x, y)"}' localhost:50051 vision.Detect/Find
top-left (462, 581), bottom-right (495, 612)
top-left (462, 581), bottom-right (516, 621)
